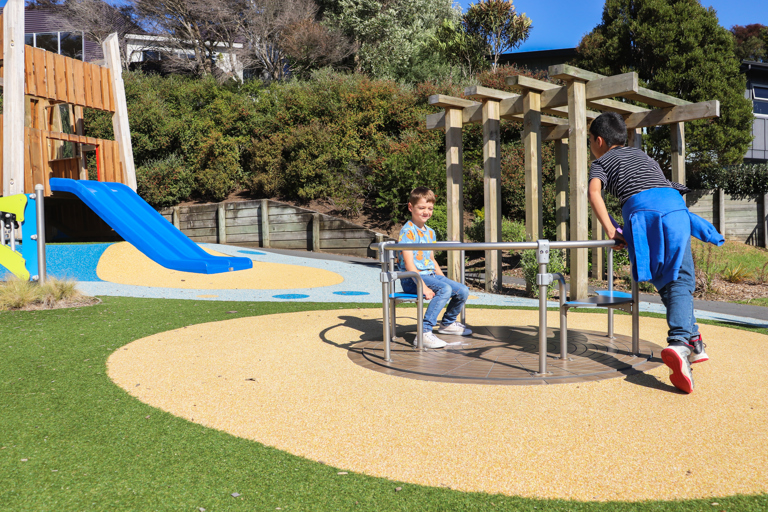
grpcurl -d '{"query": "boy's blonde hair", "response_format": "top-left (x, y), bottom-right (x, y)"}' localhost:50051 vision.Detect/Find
top-left (409, 187), bottom-right (435, 206)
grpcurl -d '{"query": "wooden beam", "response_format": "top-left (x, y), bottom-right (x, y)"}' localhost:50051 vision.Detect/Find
top-left (627, 128), bottom-right (642, 149)
top-left (549, 64), bottom-right (691, 108)
top-left (567, 79), bottom-right (589, 300)
top-left (671, 122), bottom-right (685, 185)
top-left (523, 91), bottom-right (543, 241)
top-left (588, 98), bottom-right (650, 114)
top-left (3, 0), bottom-right (26, 196)
top-left (540, 72), bottom-right (639, 110)
top-left (465, 85), bottom-right (517, 101)
top-left (482, 99), bottom-right (502, 293)
top-left (506, 75), bottom-right (559, 92)
top-left (103, 34), bottom-right (137, 190)
top-left (445, 107), bottom-right (464, 282)
top-left (542, 124), bottom-right (569, 141)
top-left (554, 139), bottom-right (569, 242)
top-left (428, 94), bottom-right (478, 109)
top-left (624, 100), bottom-right (719, 129)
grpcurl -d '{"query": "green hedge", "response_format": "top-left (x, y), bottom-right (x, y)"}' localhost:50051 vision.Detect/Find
top-left (84, 67), bottom-right (563, 225)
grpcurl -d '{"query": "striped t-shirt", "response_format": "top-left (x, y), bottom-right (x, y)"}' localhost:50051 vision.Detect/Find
top-left (589, 146), bottom-right (689, 205)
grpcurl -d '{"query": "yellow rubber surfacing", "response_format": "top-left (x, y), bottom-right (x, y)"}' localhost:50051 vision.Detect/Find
top-left (107, 309), bottom-right (768, 502)
top-left (96, 242), bottom-right (344, 289)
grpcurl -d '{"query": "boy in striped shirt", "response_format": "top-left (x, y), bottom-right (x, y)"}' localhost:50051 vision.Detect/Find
top-left (587, 112), bottom-right (723, 394)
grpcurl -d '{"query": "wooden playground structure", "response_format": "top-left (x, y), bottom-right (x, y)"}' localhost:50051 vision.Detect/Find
top-left (0, 0), bottom-right (135, 199)
top-left (427, 65), bottom-right (720, 299)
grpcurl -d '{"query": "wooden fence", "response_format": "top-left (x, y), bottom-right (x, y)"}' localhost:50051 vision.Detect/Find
top-left (687, 189), bottom-right (768, 247)
top-left (159, 200), bottom-right (390, 258)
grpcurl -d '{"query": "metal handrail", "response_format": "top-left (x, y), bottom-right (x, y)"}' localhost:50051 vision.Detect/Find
top-left (374, 238), bottom-right (639, 375)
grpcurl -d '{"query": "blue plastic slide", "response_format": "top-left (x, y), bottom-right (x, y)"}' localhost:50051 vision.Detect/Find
top-left (50, 179), bottom-right (253, 274)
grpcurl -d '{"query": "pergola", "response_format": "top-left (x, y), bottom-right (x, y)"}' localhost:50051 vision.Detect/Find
top-left (427, 64), bottom-right (720, 299)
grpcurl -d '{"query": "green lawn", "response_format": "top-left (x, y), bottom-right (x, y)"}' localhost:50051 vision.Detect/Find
top-left (692, 239), bottom-right (768, 280)
top-left (1, 297), bottom-right (766, 511)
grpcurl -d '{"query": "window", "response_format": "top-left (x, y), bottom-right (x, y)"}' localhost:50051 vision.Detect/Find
top-left (754, 85), bottom-right (768, 116)
top-left (59, 32), bottom-right (83, 60)
top-left (26, 31), bottom-right (84, 60)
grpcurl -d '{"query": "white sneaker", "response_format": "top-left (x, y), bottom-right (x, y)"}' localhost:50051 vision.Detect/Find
top-left (437, 321), bottom-right (473, 336)
top-left (416, 331), bottom-right (447, 349)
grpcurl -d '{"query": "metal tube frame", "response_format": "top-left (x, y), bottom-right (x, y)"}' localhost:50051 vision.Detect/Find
top-left (35, 185), bottom-right (47, 284)
top-left (373, 239), bottom-right (627, 366)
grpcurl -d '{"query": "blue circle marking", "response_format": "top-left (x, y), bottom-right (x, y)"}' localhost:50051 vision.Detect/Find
top-left (272, 293), bottom-right (310, 300)
top-left (239, 250), bottom-right (265, 255)
top-left (333, 291), bottom-right (370, 296)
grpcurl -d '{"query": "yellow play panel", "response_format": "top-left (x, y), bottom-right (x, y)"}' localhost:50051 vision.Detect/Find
top-left (96, 242), bottom-right (344, 290)
top-left (108, 309), bottom-right (768, 502)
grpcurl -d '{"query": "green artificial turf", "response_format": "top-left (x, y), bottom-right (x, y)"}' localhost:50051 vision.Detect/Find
top-left (1, 297), bottom-right (766, 511)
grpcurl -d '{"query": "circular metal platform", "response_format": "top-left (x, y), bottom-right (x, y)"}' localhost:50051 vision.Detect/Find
top-left (348, 325), bottom-right (663, 385)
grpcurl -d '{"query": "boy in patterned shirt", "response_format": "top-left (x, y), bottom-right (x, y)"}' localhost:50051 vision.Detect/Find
top-left (398, 187), bottom-right (472, 349)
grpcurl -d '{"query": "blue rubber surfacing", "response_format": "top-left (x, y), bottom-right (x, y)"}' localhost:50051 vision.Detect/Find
top-left (35, 242), bottom-right (768, 329)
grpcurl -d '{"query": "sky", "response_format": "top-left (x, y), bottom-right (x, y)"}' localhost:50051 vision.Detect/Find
top-left (454, 0), bottom-right (768, 52)
top-left (1, 0), bottom-right (764, 53)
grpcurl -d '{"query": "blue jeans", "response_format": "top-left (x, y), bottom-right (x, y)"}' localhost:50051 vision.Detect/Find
top-left (657, 240), bottom-right (700, 344)
top-left (401, 272), bottom-right (469, 333)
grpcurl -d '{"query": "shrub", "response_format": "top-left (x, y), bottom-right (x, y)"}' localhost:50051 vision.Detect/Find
top-left (136, 154), bottom-right (193, 208)
top-left (520, 248), bottom-right (566, 299)
top-left (0, 277), bottom-right (81, 310)
top-left (465, 212), bottom-right (526, 244)
top-left (691, 162), bottom-right (768, 198)
top-left (192, 132), bottom-right (241, 201)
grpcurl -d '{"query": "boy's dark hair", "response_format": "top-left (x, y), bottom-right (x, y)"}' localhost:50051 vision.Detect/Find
top-left (409, 187), bottom-right (436, 205)
top-left (589, 112), bottom-right (627, 147)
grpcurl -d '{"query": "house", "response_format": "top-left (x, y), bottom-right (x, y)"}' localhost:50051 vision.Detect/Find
top-left (124, 33), bottom-right (246, 81)
top-left (1, 8), bottom-right (101, 62)
top-left (742, 60), bottom-right (768, 164)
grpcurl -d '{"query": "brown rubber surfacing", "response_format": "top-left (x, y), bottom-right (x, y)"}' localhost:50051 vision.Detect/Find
top-left (350, 324), bottom-right (662, 385)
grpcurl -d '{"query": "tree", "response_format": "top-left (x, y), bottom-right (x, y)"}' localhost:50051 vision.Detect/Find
top-left (236, 0), bottom-right (353, 81)
top-left (463, 0), bottom-right (531, 69)
top-left (280, 19), bottom-right (357, 79)
top-left (731, 24), bottom-right (768, 62)
top-left (130, 0), bottom-right (238, 78)
top-left (323, 0), bottom-right (461, 81)
top-left (60, 0), bottom-right (141, 70)
top-left (575, 0), bottom-right (754, 174)
top-left (430, 18), bottom-right (489, 78)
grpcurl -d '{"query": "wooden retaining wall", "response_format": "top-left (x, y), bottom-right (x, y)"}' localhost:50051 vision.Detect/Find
top-left (159, 199), bottom-right (391, 258)
top-left (687, 189), bottom-right (768, 247)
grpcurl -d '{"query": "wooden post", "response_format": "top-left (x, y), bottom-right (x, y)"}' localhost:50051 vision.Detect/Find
top-left (671, 122), bottom-right (685, 185)
top-left (3, 0), bottom-right (25, 196)
top-left (627, 128), bottom-right (642, 150)
top-left (482, 99), bottom-right (503, 292)
top-left (763, 193), bottom-right (768, 249)
top-left (523, 90), bottom-right (543, 241)
top-left (217, 203), bottom-right (226, 244)
top-left (312, 212), bottom-right (321, 252)
top-left (591, 192), bottom-right (604, 281)
top-left (172, 206), bottom-right (180, 228)
top-left (260, 199), bottom-right (270, 248)
top-left (102, 34), bottom-right (137, 190)
top-left (445, 107), bottom-right (464, 282)
top-left (567, 79), bottom-right (589, 300)
top-left (718, 189), bottom-right (726, 238)
top-left (554, 138), bottom-right (569, 242)
top-left (75, 105), bottom-right (88, 180)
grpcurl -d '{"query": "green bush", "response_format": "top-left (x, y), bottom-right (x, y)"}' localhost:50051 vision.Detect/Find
top-left (136, 154), bottom-right (193, 208)
top-left (521, 248), bottom-right (566, 299)
top-left (692, 162), bottom-right (768, 198)
top-left (192, 132), bottom-right (241, 201)
top-left (465, 212), bottom-right (526, 243)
